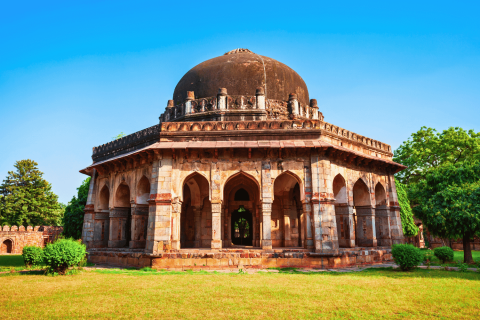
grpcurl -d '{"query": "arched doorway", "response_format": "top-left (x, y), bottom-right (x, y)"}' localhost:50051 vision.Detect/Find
top-left (131, 176), bottom-right (150, 248)
top-left (109, 182), bottom-right (131, 248)
top-left (1, 239), bottom-right (13, 254)
top-left (273, 172), bottom-right (303, 248)
top-left (181, 173), bottom-right (210, 248)
top-left (223, 173), bottom-right (260, 248)
top-left (353, 178), bottom-right (377, 247)
top-left (231, 206), bottom-right (253, 246)
top-left (374, 182), bottom-right (391, 246)
top-left (333, 174), bottom-right (354, 248)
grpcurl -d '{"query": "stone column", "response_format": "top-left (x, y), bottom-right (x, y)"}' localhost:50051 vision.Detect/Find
top-left (194, 206), bottom-right (201, 248)
top-left (185, 91), bottom-right (194, 114)
top-left (375, 205), bottom-right (391, 247)
top-left (256, 87), bottom-right (265, 110)
top-left (310, 99), bottom-right (319, 120)
top-left (81, 169), bottom-right (96, 248)
top-left (146, 153), bottom-right (173, 254)
top-left (289, 93), bottom-right (299, 116)
top-left (355, 206), bottom-right (377, 247)
top-left (387, 173), bottom-right (404, 245)
top-left (170, 199), bottom-right (181, 250)
top-left (261, 201), bottom-right (273, 249)
top-left (283, 204), bottom-right (291, 247)
top-left (211, 200), bottom-right (222, 249)
top-left (217, 88), bottom-right (227, 110)
top-left (258, 204), bottom-right (263, 247)
top-left (310, 152), bottom-right (339, 253)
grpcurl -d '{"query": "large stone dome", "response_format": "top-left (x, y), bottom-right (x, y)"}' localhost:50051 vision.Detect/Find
top-left (173, 49), bottom-right (309, 106)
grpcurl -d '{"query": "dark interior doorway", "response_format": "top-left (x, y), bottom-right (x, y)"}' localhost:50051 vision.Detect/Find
top-left (231, 206), bottom-right (253, 246)
top-left (1, 239), bottom-right (13, 254)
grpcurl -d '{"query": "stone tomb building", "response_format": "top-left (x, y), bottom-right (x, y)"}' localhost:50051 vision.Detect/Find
top-left (80, 49), bottom-right (406, 269)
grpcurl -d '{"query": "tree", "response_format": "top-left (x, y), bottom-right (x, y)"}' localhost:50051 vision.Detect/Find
top-left (394, 127), bottom-right (480, 185)
top-left (410, 162), bottom-right (480, 263)
top-left (62, 177), bottom-right (91, 239)
top-left (395, 179), bottom-right (418, 237)
top-left (0, 160), bottom-right (62, 226)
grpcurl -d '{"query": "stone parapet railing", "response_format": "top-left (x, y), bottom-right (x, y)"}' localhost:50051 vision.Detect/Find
top-left (1, 225), bottom-right (41, 232)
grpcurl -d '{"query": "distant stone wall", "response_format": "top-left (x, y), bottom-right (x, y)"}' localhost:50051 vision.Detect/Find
top-left (0, 225), bottom-right (63, 254)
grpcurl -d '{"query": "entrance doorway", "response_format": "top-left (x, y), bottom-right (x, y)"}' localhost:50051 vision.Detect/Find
top-left (231, 206), bottom-right (253, 246)
top-left (1, 239), bottom-right (13, 254)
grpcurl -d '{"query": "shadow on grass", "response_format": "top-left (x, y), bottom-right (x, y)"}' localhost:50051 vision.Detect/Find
top-left (0, 255), bottom-right (25, 267)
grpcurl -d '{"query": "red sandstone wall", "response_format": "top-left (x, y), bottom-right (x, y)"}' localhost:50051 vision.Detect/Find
top-left (0, 226), bottom-right (58, 254)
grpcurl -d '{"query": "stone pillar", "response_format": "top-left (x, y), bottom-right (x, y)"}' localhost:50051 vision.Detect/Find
top-left (194, 206), bottom-right (201, 248)
top-left (211, 200), bottom-right (222, 249)
top-left (355, 206), bottom-right (377, 247)
top-left (146, 153), bottom-right (173, 254)
top-left (129, 204), bottom-right (149, 249)
top-left (217, 88), bottom-right (227, 110)
top-left (310, 99), bottom-right (319, 120)
top-left (302, 201), bottom-right (314, 250)
top-left (185, 91), bottom-right (194, 114)
top-left (289, 93), bottom-right (299, 116)
top-left (283, 204), bottom-right (291, 247)
top-left (375, 205), bottom-right (391, 247)
top-left (81, 170), bottom-right (96, 248)
top-left (258, 204), bottom-right (263, 247)
top-left (261, 201), bottom-right (273, 249)
top-left (387, 174), bottom-right (405, 245)
top-left (310, 152), bottom-right (339, 253)
top-left (256, 87), bottom-right (265, 110)
top-left (170, 199), bottom-right (181, 250)
top-left (335, 204), bottom-right (355, 248)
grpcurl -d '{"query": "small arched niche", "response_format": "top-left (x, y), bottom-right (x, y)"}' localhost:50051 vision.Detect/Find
top-left (115, 183), bottom-right (131, 208)
top-left (375, 183), bottom-right (387, 207)
top-left (136, 176), bottom-right (150, 205)
top-left (98, 185), bottom-right (110, 210)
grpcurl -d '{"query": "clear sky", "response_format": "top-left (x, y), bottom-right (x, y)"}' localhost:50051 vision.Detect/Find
top-left (1, 1), bottom-right (479, 204)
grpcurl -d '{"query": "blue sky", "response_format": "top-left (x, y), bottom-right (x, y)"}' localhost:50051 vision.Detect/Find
top-left (1, 1), bottom-right (479, 204)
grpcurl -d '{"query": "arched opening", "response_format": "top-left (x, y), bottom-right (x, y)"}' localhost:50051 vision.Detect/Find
top-left (1, 239), bottom-right (13, 254)
top-left (98, 185), bottom-right (110, 210)
top-left (234, 188), bottom-right (250, 201)
top-left (109, 183), bottom-right (131, 248)
top-left (333, 174), bottom-right (354, 248)
top-left (353, 179), bottom-right (377, 247)
top-left (224, 172), bottom-right (260, 248)
top-left (374, 182), bottom-right (391, 246)
top-left (94, 185), bottom-right (110, 248)
top-left (231, 206), bottom-right (253, 245)
top-left (131, 176), bottom-right (150, 248)
top-left (273, 172), bottom-right (303, 248)
top-left (181, 173), bottom-right (210, 248)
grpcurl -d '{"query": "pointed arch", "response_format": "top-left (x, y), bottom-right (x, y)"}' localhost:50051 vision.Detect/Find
top-left (375, 182), bottom-right (387, 207)
top-left (353, 178), bottom-right (371, 207)
top-left (136, 176), bottom-right (150, 205)
top-left (223, 171), bottom-right (261, 201)
top-left (332, 174), bottom-right (347, 204)
top-left (182, 172), bottom-right (209, 206)
top-left (114, 183), bottom-right (131, 208)
top-left (98, 185), bottom-right (110, 210)
top-left (273, 170), bottom-right (304, 201)
top-left (0, 239), bottom-right (13, 254)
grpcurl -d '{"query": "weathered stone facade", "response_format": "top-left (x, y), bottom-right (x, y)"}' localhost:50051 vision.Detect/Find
top-left (0, 226), bottom-right (61, 254)
top-left (80, 49), bottom-right (406, 269)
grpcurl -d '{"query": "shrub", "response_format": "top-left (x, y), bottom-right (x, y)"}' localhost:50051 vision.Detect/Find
top-left (434, 246), bottom-right (454, 264)
top-left (43, 239), bottom-right (86, 275)
top-left (22, 246), bottom-right (44, 267)
top-left (422, 249), bottom-right (434, 263)
top-left (391, 244), bottom-right (423, 271)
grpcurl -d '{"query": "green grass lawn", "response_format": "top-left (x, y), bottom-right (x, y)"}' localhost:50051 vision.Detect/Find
top-left (421, 249), bottom-right (480, 266)
top-left (0, 255), bottom-right (25, 268)
top-left (1, 267), bottom-right (480, 319)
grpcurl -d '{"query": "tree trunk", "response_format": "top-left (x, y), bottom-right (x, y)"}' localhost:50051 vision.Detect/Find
top-left (463, 233), bottom-right (473, 264)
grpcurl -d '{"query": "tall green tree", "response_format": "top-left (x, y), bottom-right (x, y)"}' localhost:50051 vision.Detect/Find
top-left (0, 160), bottom-right (62, 226)
top-left (410, 162), bottom-right (480, 263)
top-left (62, 177), bottom-right (91, 239)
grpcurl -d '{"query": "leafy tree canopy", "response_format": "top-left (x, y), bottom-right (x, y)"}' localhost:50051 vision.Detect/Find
top-left (410, 161), bottom-right (480, 263)
top-left (394, 127), bottom-right (480, 185)
top-left (0, 160), bottom-right (63, 226)
top-left (62, 177), bottom-right (91, 239)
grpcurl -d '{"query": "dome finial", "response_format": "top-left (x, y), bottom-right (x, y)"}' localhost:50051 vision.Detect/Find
top-left (224, 48), bottom-right (254, 55)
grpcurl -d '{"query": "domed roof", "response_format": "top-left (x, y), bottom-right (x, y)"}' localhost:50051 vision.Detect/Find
top-left (173, 49), bottom-right (309, 106)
